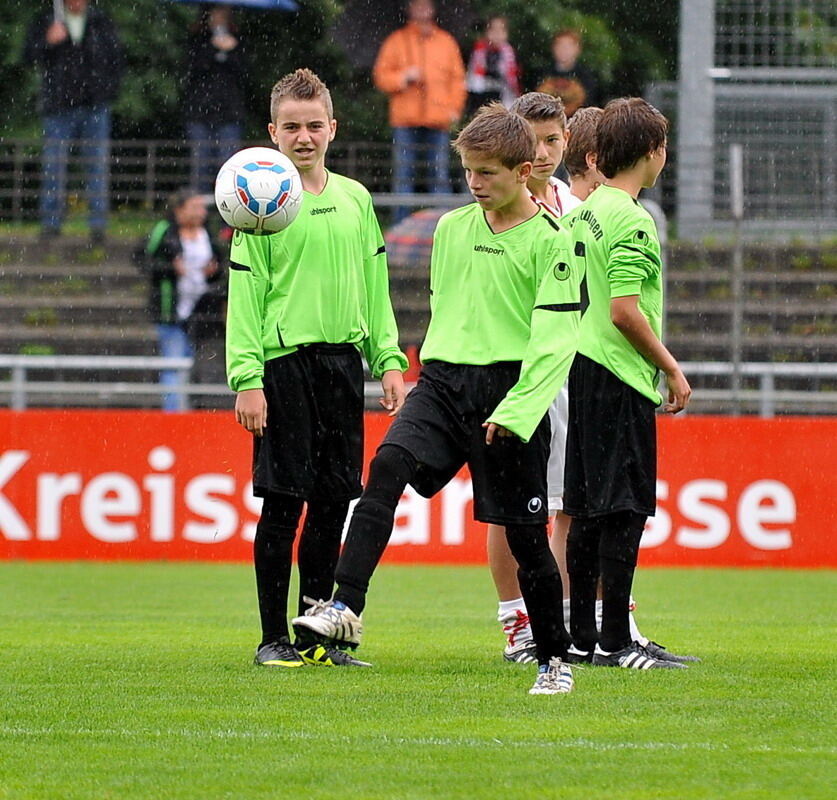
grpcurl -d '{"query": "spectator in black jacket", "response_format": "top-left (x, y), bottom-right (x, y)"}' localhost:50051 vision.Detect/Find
top-left (23, 0), bottom-right (124, 244)
top-left (183, 4), bottom-right (247, 192)
top-left (134, 189), bottom-right (225, 411)
top-left (536, 29), bottom-right (600, 118)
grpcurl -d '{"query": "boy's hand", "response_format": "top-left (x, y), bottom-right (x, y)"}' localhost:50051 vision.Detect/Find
top-left (46, 22), bottom-right (68, 46)
top-left (663, 369), bottom-right (691, 414)
top-left (235, 388), bottom-right (267, 436)
top-left (380, 370), bottom-right (406, 416)
top-left (483, 421), bottom-right (514, 445)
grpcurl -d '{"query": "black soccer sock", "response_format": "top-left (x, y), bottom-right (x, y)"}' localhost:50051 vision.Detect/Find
top-left (296, 497), bottom-right (350, 617)
top-left (566, 516), bottom-right (601, 652)
top-left (598, 511), bottom-right (647, 653)
top-left (333, 445), bottom-right (417, 615)
top-left (253, 493), bottom-right (304, 647)
top-left (505, 523), bottom-right (570, 665)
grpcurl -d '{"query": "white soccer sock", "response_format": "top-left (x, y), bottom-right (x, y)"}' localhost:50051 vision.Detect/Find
top-left (498, 597), bottom-right (527, 623)
top-left (594, 599), bottom-right (603, 632)
top-left (628, 595), bottom-right (649, 645)
top-left (562, 598), bottom-right (571, 631)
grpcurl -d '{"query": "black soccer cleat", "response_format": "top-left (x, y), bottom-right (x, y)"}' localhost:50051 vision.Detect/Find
top-left (642, 640), bottom-right (701, 664)
top-left (254, 639), bottom-right (305, 668)
top-left (565, 644), bottom-right (593, 664)
top-left (297, 643), bottom-right (372, 667)
top-left (593, 642), bottom-right (687, 670)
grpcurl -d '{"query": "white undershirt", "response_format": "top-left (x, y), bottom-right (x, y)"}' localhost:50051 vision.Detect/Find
top-left (177, 229), bottom-right (213, 322)
top-left (65, 12), bottom-right (86, 45)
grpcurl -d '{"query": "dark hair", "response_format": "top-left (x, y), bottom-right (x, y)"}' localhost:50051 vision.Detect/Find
top-left (270, 68), bottom-right (333, 122)
top-left (596, 98), bottom-right (668, 179)
top-left (510, 92), bottom-right (567, 130)
top-left (565, 106), bottom-right (603, 177)
top-left (168, 187), bottom-right (202, 214)
top-left (453, 102), bottom-right (535, 169)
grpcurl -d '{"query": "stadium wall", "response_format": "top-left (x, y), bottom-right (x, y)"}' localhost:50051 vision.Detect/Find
top-left (0, 411), bottom-right (833, 568)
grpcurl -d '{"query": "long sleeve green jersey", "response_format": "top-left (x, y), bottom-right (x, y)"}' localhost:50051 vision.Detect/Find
top-left (485, 223), bottom-right (581, 443)
top-left (419, 203), bottom-right (578, 367)
top-left (567, 185), bottom-right (664, 404)
top-left (225, 171), bottom-right (408, 392)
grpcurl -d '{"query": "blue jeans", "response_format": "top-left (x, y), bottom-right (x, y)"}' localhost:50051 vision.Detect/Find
top-left (157, 323), bottom-right (194, 412)
top-left (186, 121), bottom-right (241, 193)
top-left (392, 126), bottom-right (451, 223)
top-left (41, 105), bottom-right (111, 232)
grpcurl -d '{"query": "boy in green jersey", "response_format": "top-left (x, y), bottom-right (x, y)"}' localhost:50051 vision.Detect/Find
top-left (294, 104), bottom-right (581, 695)
top-left (488, 97), bottom-right (692, 670)
top-left (226, 69), bottom-right (408, 669)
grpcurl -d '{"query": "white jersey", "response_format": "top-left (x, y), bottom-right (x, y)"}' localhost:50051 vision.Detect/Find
top-left (531, 176), bottom-right (582, 219)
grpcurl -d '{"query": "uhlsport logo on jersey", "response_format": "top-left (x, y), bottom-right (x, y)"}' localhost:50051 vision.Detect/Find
top-left (527, 497), bottom-right (543, 513)
top-left (553, 261), bottom-right (571, 281)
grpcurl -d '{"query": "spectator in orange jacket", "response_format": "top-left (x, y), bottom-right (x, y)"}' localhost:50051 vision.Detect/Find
top-left (373, 0), bottom-right (466, 222)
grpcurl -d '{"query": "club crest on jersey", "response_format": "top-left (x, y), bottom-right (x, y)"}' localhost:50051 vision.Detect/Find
top-left (553, 261), bottom-right (571, 281)
top-left (233, 230), bottom-right (243, 245)
top-left (528, 497), bottom-right (543, 513)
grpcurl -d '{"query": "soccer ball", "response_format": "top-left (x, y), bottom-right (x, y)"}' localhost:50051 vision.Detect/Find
top-left (214, 147), bottom-right (303, 235)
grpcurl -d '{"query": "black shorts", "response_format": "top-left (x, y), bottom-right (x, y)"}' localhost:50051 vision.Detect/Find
top-left (253, 344), bottom-right (364, 501)
top-left (563, 353), bottom-right (657, 518)
top-left (382, 361), bottom-right (551, 525)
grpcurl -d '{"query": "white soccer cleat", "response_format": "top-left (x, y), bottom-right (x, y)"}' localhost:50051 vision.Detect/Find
top-left (292, 597), bottom-right (363, 648)
top-left (528, 657), bottom-right (575, 695)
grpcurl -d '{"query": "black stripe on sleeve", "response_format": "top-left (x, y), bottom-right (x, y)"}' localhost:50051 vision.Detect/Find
top-left (534, 302), bottom-right (581, 312)
top-left (613, 243), bottom-right (661, 266)
top-left (374, 245), bottom-right (386, 255)
top-left (542, 214), bottom-right (562, 233)
top-left (230, 261), bottom-right (252, 272)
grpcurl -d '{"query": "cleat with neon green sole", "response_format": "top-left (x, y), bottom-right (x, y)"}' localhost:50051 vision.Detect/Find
top-left (254, 640), bottom-right (305, 668)
top-left (297, 643), bottom-right (372, 667)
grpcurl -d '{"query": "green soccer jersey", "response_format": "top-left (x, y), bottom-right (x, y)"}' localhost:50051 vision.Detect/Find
top-left (565, 185), bottom-right (664, 404)
top-left (225, 171), bottom-right (408, 392)
top-left (419, 203), bottom-right (578, 367)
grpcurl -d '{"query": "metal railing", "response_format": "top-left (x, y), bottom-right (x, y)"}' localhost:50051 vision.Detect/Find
top-left (2, 354), bottom-right (835, 417)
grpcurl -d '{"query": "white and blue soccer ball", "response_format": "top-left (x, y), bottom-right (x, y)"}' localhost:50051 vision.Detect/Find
top-left (214, 147), bottom-right (303, 235)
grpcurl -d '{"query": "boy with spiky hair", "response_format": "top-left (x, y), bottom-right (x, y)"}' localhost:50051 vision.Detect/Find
top-left (488, 97), bottom-right (692, 670)
top-left (565, 105), bottom-right (605, 201)
top-left (294, 103), bottom-right (581, 695)
top-left (485, 91), bottom-right (580, 664)
top-left (226, 68), bottom-right (408, 669)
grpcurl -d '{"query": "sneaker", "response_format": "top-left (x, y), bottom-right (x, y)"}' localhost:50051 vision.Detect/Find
top-left (642, 640), bottom-right (701, 664)
top-left (503, 639), bottom-right (538, 664)
top-left (501, 609), bottom-right (534, 663)
top-left (529, 657), bottom-right (574, 695)
top-left (565, 644), bottom-right (593, 664)
top-left (291, 597), bottom-right (363, 648)
top-left (592, 642), bottom-right (687, 670)
top-left (297, 643), bottom-right (372, 667)
top-left (254, 640), bottom-right (305, 668)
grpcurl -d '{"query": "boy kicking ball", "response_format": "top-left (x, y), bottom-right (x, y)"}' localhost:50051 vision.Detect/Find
top-left (294, 104), bottom-right (581, 695)
top-left (226, 69), bottom-right (408, 669)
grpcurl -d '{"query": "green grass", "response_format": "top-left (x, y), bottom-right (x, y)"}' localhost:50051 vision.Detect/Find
top-left (0, 564), bottom-right (834, 799)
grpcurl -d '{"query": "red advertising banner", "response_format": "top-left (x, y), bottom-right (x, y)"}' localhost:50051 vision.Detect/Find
top-left (0, 410), bottom-right (834, 567)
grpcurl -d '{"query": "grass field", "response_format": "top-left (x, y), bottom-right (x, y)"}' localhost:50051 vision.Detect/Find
top-left (0, 563), bottom-right (834, 799)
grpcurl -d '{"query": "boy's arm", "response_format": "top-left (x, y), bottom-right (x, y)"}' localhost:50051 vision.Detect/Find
top-left (608, 223), bottom-right (690, 413)
top-left (486, 251), bottom-right (580, 443)
top-left (610, 297), bottom-right (690, 413)
top-left (359, 197), bottom-right (409, 413)
top-left (225, 234), bottom-right (270, 394)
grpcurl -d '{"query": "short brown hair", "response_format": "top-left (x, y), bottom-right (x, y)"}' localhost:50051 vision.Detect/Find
top-left (565, 106), bottom-right (602, 177)
top-left (553, 28), bottom-right (581, 44)
top-left (453, 102), bottom-right (535, 169)
top-left (270, 68), bottom-right (333, 122)
top-left (510, 92), bottom-right (567, 130)
top-left (596, 97), bottom-right (668, 179)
